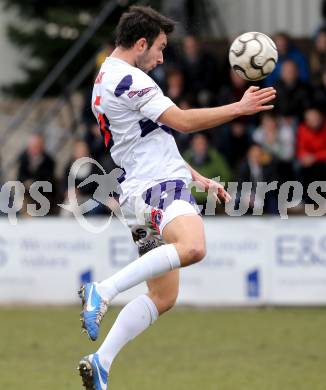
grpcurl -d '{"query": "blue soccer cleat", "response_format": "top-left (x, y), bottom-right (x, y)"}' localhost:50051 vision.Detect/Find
top-left (78, 354), bottom-right (109, 390)
top-left (79, 282), bottom-right (109, 341)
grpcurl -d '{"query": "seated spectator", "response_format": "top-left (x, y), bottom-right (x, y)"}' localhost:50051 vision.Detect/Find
top-left (274, 60), bottom-right (311, 120)
top-left (252, 112), bottom-right (295, 181)
top-left (296, 107), bottom-right (326, 202)
top-left (60, 140), bottom-right (109, 216)
top-left (17, 133), bottom-right (56, 214)
top-left (310, 28), bottom-right (326, 85)
top-left (235, 144), bottom-right (278, 214)
top-left (219, 121), bottom-right (252, 171)
top-left (183, 133), bottom-right (232, 209)
top-left (18, 133), bottom-right (55, 184)
top-left (180, 35), bottom-right (219, 106)
top-left (265, 32), bottom-right (310, 85)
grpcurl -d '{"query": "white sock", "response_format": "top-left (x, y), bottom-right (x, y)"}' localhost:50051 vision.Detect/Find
top-left (97, 294), bottom-right (159, 369)
top-left (97, 244), bottom-right (180, 302)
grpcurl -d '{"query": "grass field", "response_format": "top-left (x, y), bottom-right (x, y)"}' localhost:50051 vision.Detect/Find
top-left (0, 306), bottom-right (325, 390)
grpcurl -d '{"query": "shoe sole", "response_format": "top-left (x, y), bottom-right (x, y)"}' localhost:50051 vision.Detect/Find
top-left (78, 359), bottom-right (95, 390)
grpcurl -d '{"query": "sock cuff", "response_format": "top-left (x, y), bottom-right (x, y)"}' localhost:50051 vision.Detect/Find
top-left (141, 294), bottom-right (159, 324)
top-left (165, 244), bottom-right (181, 270)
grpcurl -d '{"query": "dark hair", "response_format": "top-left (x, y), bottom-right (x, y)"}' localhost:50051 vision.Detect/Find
top-left (115, 6), bottom-right (175, 49)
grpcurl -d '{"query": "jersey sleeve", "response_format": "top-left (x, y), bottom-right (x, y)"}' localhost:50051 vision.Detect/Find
top-left (119, 70), bottom-right (175, 122)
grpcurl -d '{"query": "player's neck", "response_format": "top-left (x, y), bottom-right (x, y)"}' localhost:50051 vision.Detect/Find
top-left (110, 47), bottom-right (136, 67)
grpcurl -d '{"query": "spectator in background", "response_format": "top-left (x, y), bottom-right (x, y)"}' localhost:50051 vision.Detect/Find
top-left (217, 70), bottom-right (256, 128)
top-left (312, 68), bottom-right (326, 111)
top-left (17, 133), bottom-right (56, 214)
top-left (180, 35), bottom-right (219, 106)
top-left (236, 143), bottom-right (278, 214)
top-left (183, 133), bottom-right (232, 210)
top-left (219, 121), bottom-right (252, 171)
top-left (265, 32), bottom-right (310, 85)
top-left (252, 112), bottom-right (295, 182)
top-left (310, 28), bottom-right (326, 85)
top-left (274, 60), bottom-right (311, 120)
top-left (165, 67), bottom-right (188, 105)
top-left (218, 69), bottom-right (249, 108)
top-left (296, 107), bottom-right (326, 202)
top-left (18, 133), bottom-right (55, 184)
top-left (217, 70), bottom-right (255, 145)
top-left (60, 139), bottom-right (108, 216)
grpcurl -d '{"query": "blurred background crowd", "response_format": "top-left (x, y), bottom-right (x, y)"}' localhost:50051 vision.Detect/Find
top-left (0, 0), bottom-right (325, 217)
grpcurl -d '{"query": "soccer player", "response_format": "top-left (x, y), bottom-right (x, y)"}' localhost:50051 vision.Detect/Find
top-left (78, 6), bottom-right (276, 389)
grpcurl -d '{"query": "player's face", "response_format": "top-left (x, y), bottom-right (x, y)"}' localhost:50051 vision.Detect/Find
top-left (136, 32), bottom-right (167, 73)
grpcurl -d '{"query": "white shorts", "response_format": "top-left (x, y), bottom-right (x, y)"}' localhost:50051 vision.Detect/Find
top-left (120, 179), bottom-right (200, 255)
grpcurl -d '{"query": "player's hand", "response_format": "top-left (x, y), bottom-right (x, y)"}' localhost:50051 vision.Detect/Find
top-left (207, 179), bottom-right (232, 204)
top-left (196, 176), bottom-right (231, 204)
top-left (238, 86), bottom-right (276, 115)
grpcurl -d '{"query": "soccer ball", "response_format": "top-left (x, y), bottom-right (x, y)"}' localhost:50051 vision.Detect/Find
top-left (229, 32), bottom-right (278, 81)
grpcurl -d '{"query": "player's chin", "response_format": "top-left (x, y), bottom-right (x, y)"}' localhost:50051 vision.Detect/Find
top-left (149, 64), bottom-right (158, 72)
top-left (142, 67), bottom-right (151, 74)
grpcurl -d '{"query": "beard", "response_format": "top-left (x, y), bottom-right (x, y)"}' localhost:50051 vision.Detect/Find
top-left (135, 52), bottom-right (152, 73)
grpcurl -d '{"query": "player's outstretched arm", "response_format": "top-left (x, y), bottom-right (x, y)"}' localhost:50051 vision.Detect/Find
top-left (158, 86), bottom-right (276, 133)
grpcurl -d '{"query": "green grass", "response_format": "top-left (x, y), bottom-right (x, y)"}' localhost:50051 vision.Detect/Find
top-left (0, 307), bottom-right (325, 390)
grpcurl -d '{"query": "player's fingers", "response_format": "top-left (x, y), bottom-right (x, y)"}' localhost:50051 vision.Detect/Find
top-left (255, 87), bottom-right (275, 96)
top-left (256, 94), bottom-right (276, 105)
top-left (259, 95), bottom-right (277, 105)
top-left (211, 192), bottom-right (221, 204)
top-left (223, 192), bottom-right (232, 203)
top-left (259, 104), bottom-right (274, 111)
top-left (217, 188), bottom-right (232, 203)
top-left (226, 192), bottom-right (232, 202)
top-left (246, 86), bottom-right (260, 93)
top-left (254, 90), bottom-right (276, 100)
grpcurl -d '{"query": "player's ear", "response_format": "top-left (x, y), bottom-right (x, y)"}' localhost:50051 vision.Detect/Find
top-left (135, 37), bottom-right (148, 52)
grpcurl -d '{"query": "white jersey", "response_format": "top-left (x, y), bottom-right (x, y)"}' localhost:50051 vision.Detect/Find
top-left (92, 57), bottom-right (191, 203)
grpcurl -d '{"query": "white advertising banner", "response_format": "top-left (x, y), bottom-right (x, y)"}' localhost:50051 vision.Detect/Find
top-left (267, 218), bottom-right (326, 305)
top-left (178, 218), bottom-right (271, 305)
top-left (0, 217), bottom-right (325, 305)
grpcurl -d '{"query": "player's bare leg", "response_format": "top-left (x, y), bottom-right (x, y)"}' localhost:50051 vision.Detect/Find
top-left (147, 269), bottom-right (179, 314)
top-left (162, 214), bottom-right (206, 266)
